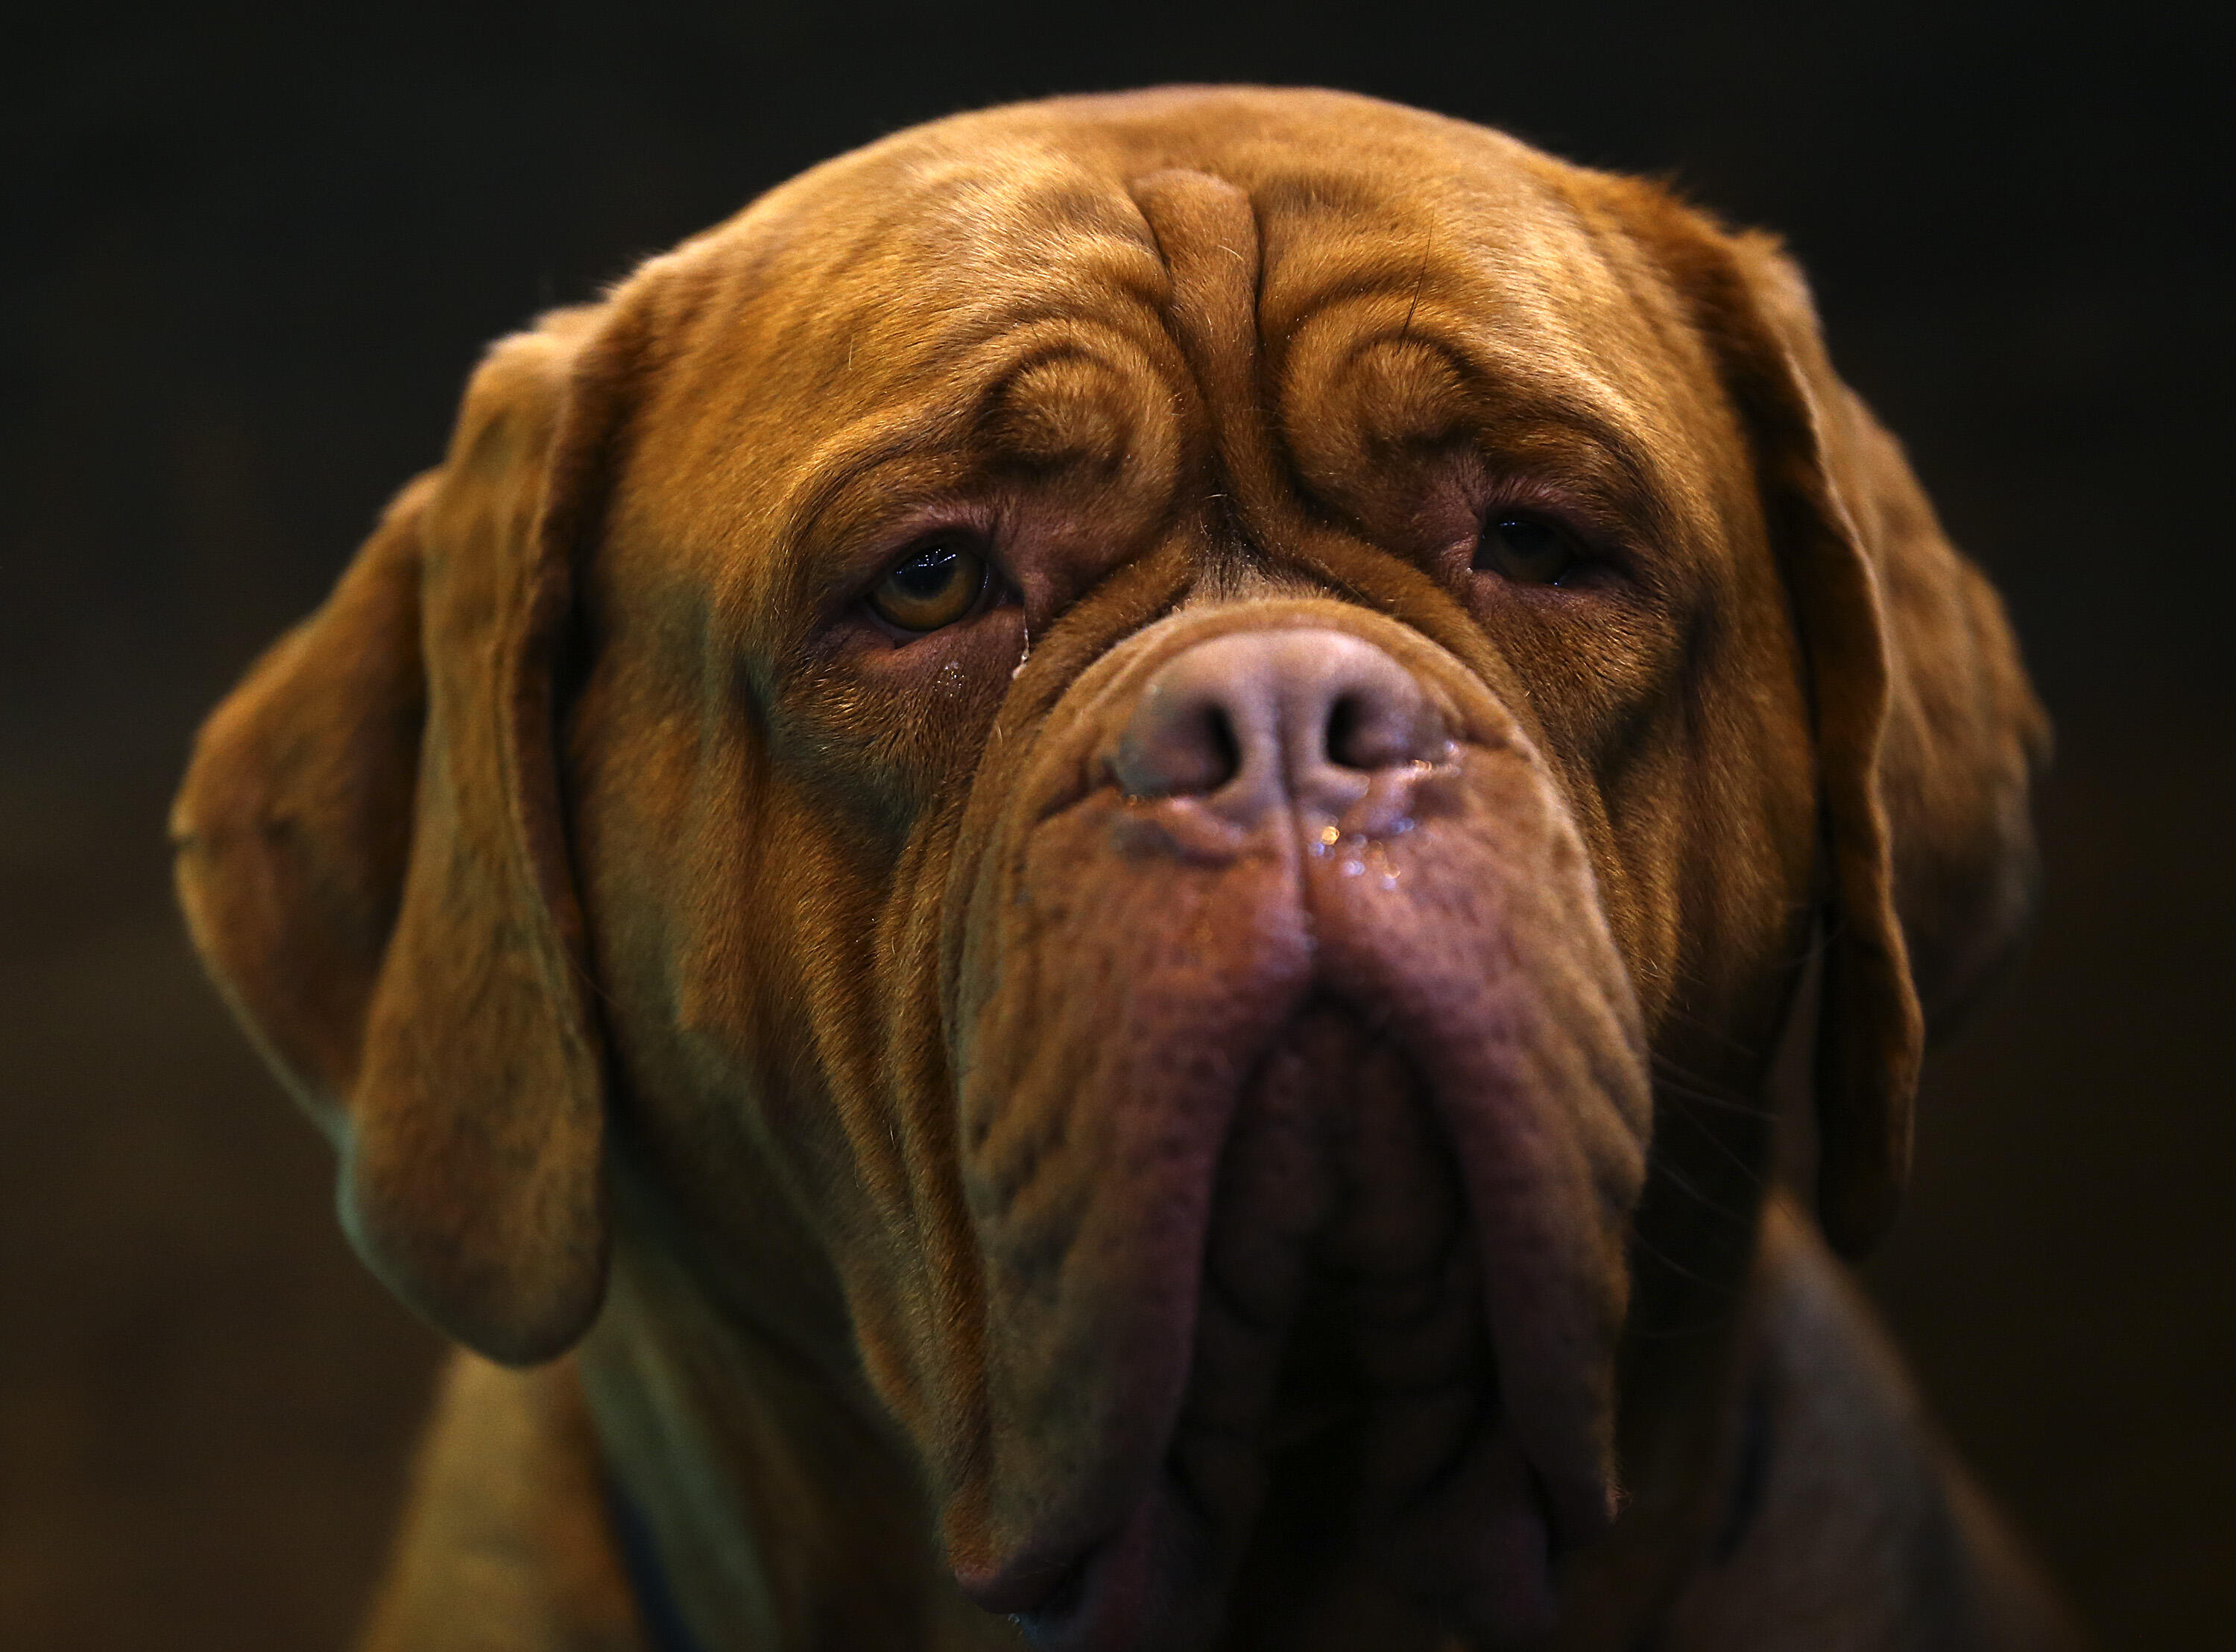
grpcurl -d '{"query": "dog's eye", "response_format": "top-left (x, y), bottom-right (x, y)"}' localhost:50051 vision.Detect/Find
top-left (868, 541), bottom-right (990, 632)
top-left (1473, 515), bottom-right (1580, 586)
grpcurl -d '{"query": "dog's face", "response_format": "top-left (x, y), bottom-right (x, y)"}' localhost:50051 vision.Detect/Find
top-left (173, 89), bottom-right (2047, 1651)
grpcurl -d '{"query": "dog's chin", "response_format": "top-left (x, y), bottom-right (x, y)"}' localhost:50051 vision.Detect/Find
top-left (988, 1426), bottom-right (1561, 1652)
top-left (959, 1001), bottom-right (1573, 1652)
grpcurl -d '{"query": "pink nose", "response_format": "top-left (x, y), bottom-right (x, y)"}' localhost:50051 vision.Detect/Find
top-left (1111, 628), bottom-right (1447, 826)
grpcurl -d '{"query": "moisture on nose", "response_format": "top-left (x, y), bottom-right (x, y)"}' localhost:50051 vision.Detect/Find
top-left (1111, 629), bottom-right (1444, 823)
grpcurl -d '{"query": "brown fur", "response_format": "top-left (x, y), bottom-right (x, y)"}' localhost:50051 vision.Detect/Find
top-left (173, 87), bottom-right (2074, 1649)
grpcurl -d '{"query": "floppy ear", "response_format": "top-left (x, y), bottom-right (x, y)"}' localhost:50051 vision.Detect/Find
top-left (171, 304), bottom-right (625, 1363)
top-left (1634, 200), bottom-right (2050, 1257)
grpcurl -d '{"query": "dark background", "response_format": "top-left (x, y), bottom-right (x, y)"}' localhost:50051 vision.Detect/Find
top-left (4, 4), bottom-right (2229, 1647)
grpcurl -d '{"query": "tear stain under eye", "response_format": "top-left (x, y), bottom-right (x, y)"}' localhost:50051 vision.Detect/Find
top-left (1011, 622), bottom-right (1033, 680)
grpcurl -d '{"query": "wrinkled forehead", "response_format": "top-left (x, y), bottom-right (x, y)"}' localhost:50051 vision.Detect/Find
top-left (607, 89), bottom-right (1713, 589)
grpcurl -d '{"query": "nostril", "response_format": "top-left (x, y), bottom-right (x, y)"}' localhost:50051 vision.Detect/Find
top-left (1324, 684), bottom-right (1436, 773)
top-left (1326, 694), bottom-right (1365, 771)
top-left (1201, 704), bottom-right (1242, 794)
top-left (1113, 691), bottom-right (1244, 800)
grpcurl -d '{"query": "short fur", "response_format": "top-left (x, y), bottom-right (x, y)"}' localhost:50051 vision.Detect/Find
top-left (174, 87), bottom-right (2072, 1651)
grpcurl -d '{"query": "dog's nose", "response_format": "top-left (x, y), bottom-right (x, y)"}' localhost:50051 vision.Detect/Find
top-left (1111, 628), bottom-right (1447, 826)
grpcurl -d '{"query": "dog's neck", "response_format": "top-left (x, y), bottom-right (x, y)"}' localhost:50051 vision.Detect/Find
top-left (571, 1201), bottom-right (1785, 1652)
top-left (577, 1214), bottom-right (1007, 1651)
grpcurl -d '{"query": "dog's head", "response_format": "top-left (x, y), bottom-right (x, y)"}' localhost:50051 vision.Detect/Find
top-left (172, 89), bottom-right (2045, 1649)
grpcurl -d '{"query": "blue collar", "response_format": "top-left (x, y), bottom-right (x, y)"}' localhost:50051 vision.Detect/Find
top-left (606, 1481), bottom-right (707, 1652)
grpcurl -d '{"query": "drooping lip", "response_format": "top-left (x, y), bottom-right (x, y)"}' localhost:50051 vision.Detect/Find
top-left (948, 972), bottom-right (1323, 1635)
top-left (952, 958), bottom-right (1637, 1650)
top-left (956, 1488), bottom-right (1173, 1650)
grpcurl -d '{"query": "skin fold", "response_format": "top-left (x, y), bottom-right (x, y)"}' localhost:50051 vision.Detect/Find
top-left (171, 87), bottom-right (2075, 1651)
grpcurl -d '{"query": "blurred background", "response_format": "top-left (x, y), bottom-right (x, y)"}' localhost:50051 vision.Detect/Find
top-left (4, 3), bottom-right (2229, 1647)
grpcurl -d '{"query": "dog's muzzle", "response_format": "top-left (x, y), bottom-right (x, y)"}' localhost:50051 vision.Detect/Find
top-left (939, 607), bottom-right (1652, 1651)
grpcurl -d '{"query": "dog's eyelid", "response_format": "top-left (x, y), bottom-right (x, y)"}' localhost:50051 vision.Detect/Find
top-left (1455, 411), bottom-right (1671, 551)
top-left (1471, 468), bottom-right (1632, 545)
top-left (1465, 501), bottom-right (1645, 595)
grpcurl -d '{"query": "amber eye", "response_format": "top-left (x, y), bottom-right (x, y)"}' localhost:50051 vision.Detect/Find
top-left (868, 541), bottom-right (990, 632)
top-left (1473, 515), bottom-right (1580, 586)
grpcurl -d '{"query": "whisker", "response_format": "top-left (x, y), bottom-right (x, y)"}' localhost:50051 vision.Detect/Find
top-left (1622, 1224), bottom-right (1743, 1298)
top-left (1650, 1058), bottom-right (1776, 1120)
top-left (1649, 1154), bottom-right (1758, 1223)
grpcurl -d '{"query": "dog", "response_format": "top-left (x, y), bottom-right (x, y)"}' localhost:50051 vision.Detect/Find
top-left (171, 86), bottom-right (2079, 1651)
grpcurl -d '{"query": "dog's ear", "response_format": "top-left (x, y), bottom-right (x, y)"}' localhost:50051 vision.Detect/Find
top-left (172, 304), bottom-right (627, 1362)
top-left (1632, 198), bottom-right (2049, 1257)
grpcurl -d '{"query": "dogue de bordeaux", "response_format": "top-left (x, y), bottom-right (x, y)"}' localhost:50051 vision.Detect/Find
top-left (172, 86), bottom-right (2081, 1652)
